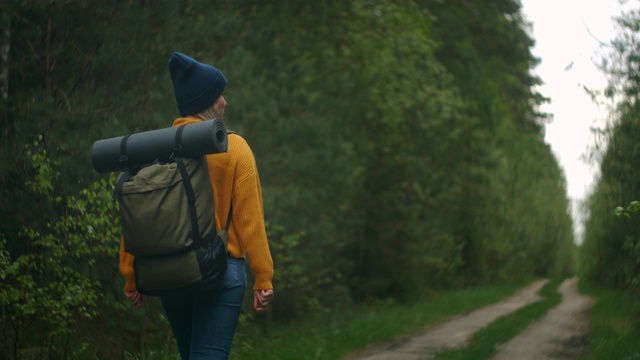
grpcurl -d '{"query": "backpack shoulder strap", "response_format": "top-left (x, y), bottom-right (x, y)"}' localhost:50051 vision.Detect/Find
top-left (222, 126), bottom-right (234, 232)
top-left (172, 155), bottom-right (202, 241)
top-left (112, 167), bottom-right (137, 201)
top-left (225, 205), bottom-right (233, 231)
top-left (171, 125), bottom-right (206, 244)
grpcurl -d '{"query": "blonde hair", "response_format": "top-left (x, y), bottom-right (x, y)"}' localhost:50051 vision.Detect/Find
top-left (194, 102), bottom-right (222, 120)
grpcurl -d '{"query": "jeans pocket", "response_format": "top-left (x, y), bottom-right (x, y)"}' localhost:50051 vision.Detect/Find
top-left (223, 258), bottom-right (246, 288)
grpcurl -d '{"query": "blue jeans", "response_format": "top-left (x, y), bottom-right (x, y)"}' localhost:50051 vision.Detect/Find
top-left (160, 257), bottom-right (247, 360)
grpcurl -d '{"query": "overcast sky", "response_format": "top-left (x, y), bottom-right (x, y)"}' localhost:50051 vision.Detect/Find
top-left (519, 0), bottom-right (627, 241)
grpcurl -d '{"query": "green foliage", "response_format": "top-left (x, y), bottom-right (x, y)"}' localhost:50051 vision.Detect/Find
top-left (0, 0), bottom-right (576, 357)
top-left (262, 223), bottom-right (333, 318)
top-left (580, 3), bottom-right (640, 305)
top-left (578, 281), bottom-right (640, 360)
top-left (0, 142), bottom-right (120, 358)
top-left (615, 200), bottom-right (640, 218)
top-left (1, 141), bottom-right (174, 359)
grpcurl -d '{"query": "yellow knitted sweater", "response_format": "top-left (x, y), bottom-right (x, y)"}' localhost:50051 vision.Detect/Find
top-left (119, 117), bottom-right (274, 292)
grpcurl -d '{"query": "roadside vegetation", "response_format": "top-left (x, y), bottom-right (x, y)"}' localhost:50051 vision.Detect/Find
top-left (231, 280), bottom-right (535, 360)
top-left (577, 4), bottom-right (640, 359)
top-left (577, 282), bottom-right (640, 360)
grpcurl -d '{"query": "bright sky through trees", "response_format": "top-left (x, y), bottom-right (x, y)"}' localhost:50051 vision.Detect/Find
top-left (520, 0), bottom-right (624, 242)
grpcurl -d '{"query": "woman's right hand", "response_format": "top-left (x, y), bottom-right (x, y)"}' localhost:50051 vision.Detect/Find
top-left (124, 290), bottom-right (145, 309)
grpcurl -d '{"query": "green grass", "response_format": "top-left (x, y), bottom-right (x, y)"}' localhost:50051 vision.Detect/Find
top-left (430, 278), bottom-right (563, 360)
top-left (577, 282), bottom-right (640, 360)
top-left (131, 279), bottom-right (640, 360)
top-left (230, 279), bottom-right (536, 360)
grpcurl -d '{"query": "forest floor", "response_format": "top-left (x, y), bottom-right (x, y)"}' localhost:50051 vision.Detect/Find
top-left (346, 278), bottom-right (593, 360)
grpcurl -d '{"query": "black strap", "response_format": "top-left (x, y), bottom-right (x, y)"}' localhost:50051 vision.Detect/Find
top-left (171, 125), bottom-right (201, 244)
top-left (225, 205), bottom-right (233, 231)
top-left (112, 167), bottom-right (136, 202)
top-left (118, 134), bottom-right (132, 164)
top-left (172, 157), bottom-right (233, 246)
top-left (223, 129), bottom-right (233, 231)
top-left (174, 125), bottom-right (186, 155)
top-left (112, 134), bottom-right (135, 201)
top-left (173, 155), bottom-right (201, 245)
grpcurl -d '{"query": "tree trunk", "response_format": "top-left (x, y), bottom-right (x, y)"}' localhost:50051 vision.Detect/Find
top-left (0, 11), bottom-right (10, 139)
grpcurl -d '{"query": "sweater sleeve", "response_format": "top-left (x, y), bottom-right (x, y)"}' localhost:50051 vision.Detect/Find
top-left (232, 140), bottom-right (274, 290)
top-left (119, 237), bottom-right (137, 292)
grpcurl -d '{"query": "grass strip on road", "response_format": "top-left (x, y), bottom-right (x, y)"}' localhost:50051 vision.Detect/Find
top-left (429, 278), bottom-right (563, 360)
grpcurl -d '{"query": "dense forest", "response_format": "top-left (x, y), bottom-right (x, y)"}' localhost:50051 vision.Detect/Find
top-left (0, 0), bottom-right (582, 358)
top-left (579, 5), bottom-right (640, 302)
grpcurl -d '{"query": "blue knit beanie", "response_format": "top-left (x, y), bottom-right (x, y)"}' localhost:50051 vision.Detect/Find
top-left (169, 52), bottom-right (227, 116)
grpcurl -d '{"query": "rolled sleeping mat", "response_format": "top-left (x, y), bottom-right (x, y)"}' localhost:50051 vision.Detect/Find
top-left (92, 119), bottom-right (228, 174)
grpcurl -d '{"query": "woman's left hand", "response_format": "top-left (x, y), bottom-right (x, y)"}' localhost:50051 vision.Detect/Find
top-left (254, 289), bottom-right (274, 313)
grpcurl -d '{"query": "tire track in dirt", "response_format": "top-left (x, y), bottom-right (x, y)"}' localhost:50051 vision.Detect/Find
top-left (492, 277), bottom-right (593, 360)
top-left (346, 279), bottom-right (549, 360)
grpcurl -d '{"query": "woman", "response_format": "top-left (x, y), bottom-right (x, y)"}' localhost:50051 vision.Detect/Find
top-left (120, 52), bottom-right (274, 360)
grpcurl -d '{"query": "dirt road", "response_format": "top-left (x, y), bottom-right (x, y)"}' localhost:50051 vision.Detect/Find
top-left (346, 278), bottom-right (593, 360)
top-left (493, 278), bottom-right (593, 360)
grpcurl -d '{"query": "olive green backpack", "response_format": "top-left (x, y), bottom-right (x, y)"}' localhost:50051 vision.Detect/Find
top-left (113, 126), bottom-right (231, 296)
